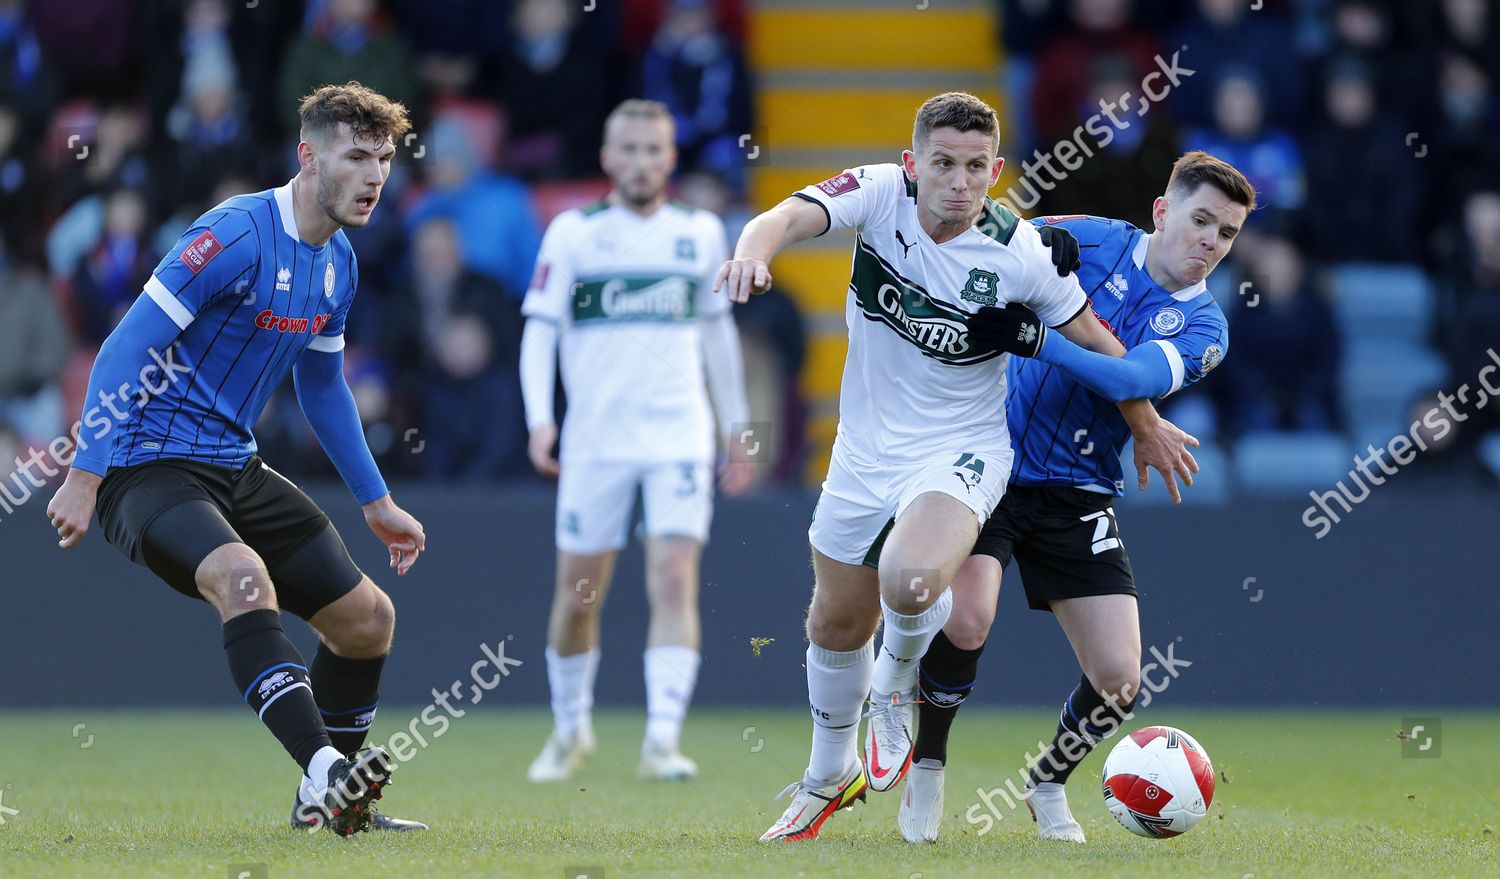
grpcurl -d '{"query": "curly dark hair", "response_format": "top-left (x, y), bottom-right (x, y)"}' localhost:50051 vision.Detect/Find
top-left (298, 81), bottom-right (412, 146)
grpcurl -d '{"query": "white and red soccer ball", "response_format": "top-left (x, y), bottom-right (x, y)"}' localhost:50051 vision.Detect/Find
top-left (1102, 725), bottom-right (1215, 838)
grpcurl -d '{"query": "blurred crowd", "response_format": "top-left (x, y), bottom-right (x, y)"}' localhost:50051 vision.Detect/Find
top-left (2, 0), bottom-right (1497, 491)
top-left (999, 0), bottom-right (1500, 471)
top-left (0, 0), bottom-right (784, 486)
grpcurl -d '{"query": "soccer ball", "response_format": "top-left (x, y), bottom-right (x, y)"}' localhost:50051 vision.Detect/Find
top-left (1101, 725), bottom-right (1215, 838)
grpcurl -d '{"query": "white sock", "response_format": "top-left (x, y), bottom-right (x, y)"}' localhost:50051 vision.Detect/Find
top-left (546, 646), bottom-right (599, 741)
top-left (805, 640), bottom-right (873, 784)
top-left (643, 645), bottom-right (700, 752)
top-left (870, 589), bottom-right (953, 697)
top-left (304, 746), bottom-right (345, 800)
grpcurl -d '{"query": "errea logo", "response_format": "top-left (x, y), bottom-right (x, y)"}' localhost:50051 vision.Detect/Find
top-left (275, 267), bottom-right (292, 292)
top-left (1105, 272), bottom-right (1129, 300)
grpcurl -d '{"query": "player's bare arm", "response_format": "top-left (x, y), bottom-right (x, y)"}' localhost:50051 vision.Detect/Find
top-left (715, 196), bottom-right (828, 303)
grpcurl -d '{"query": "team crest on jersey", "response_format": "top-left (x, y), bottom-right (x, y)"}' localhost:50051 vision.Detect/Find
top-left (675, 237), bottom-right (695, 260)
top-left (961, 268), bottom-right (1000, 306)
top-left (1201, 343), bottom-right (1223, 373)
top-left (1151, 307), bottom-right (1186, 336)
top-left (324, 263), bottom-right (335, 298)
top-left (850, 239), bottom-right (997, 364)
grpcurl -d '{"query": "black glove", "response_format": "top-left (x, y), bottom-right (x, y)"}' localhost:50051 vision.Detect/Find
top-left (969, 302), bottom-right (1048, 357)
top-left (1037, 224), bottom-right (1081, 277)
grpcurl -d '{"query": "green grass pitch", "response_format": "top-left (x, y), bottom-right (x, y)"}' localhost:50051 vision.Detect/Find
top-left (0, 708), bottom-right (1494, 878)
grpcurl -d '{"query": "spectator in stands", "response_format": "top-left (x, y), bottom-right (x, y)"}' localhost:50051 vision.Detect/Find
top-left (0, 0), bottom-right (61, 133)
top-left (0, 104), bottom-right (44, 259)
top-left (69, 187), bottom-right (151, 346)
top-left (1183, 68), bottom-right (1304, 231)
top-left (1303, 55), bottom-right (1421, 263)
top-left (1169, 0), bottom-right (1304, 128)
top-left (1320, 0), bottom-right (1431, 122)
top-left (54, 103), bottom-right (152, 215)
top-left (0, 244), bottom-right (69, 449)
top-left (1445, 191), bottom-right (1500, 400)
top-left (278, 0), bottom-right (416, 133)
top-left (405, 116), bottom-right (540, 301)
top-left (1033, 53), bottom-right (1177, 227)
top-left (162, 53), bottom-right (256, 215)
top-left (1030, 0), bottom-right (1160, 145)
top-left (994, 0), bottom-right (1067, 158)
top-left (498, 0), bottom-right (613, 180)
top-left (30, 0), bottom-right (134, 102)
top-left (403, 216), bottom-right (527, 481)
top-left (641, 0), bottom-right (753, 190)
top-left (1426, 52), bottom-right (1500, 220)
top-left (388, 0), bottom-right (507, 102)
top-left (1218, 236), bottom-right (1341, 436)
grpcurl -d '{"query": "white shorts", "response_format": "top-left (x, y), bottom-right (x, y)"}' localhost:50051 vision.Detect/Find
top-left (808, 440), bottom-right (1012, 567)
top-left (555, 459), bottom-right (714, 554)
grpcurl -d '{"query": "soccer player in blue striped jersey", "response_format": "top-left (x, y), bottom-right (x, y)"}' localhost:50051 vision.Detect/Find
top-left (892, 152), bottom-right (1255, 843)
top-left (45, 82), bottom-right (428, 836)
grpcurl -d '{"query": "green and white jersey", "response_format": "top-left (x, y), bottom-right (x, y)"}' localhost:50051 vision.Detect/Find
top-left (523, 199), bottom-right (729, 464)
top-left (795, 163), bottom-right (1088, 464)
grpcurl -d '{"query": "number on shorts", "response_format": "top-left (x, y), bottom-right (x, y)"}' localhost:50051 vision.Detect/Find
top-left (676, 463), bottom-right (697, 498)
top-left (1079, 508), bottom-right (1121, 555)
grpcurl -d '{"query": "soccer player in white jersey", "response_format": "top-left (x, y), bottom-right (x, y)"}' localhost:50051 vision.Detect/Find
top-left (716, 92), bottom-right (1197, 841)
top-left (520, 99), bottom-right (752, 783)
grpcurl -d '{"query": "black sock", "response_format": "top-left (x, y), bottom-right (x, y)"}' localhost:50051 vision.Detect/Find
top-left (1029, 674), bottom-right (1135, 787)
top-left (223, 609), bottom-right (333, 773)
top-left (311, 643), bottom-right (385, 756)
top-left (913, 630), bottom-right (985, 766)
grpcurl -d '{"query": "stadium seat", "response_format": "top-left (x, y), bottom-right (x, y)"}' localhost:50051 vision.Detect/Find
top-left (1116, 440), bottom-right (1231, 506)
top-left (1327, 263), bottom-right (1435, 346)
top-left (1231, 431), bottom-right (1353, 498)
top-left (1339, 341), bottom-right (1447, 445)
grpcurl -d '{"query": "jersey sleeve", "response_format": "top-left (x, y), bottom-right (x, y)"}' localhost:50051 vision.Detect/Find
top-left (1150, 308), bottom-right (1229, 396)
top-left (698, 210), bottom-right (731, 318)
top-left (521, 212), bottom-right (578, 323)
top-left (1010, 222), bottom-right (1089, 327)
top-left (146, 211), bottom-right (259, 330)
top-left (792, 164), bottom-right (895, 235)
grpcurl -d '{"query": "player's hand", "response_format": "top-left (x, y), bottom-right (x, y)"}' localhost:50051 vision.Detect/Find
top-left (363, 496), bottom-right (426, 575)
top-left (1037, 225), bottom-right (1081, 277)
top-left (46, 468), bottom-right (101, 549)
top-left (969, 303), bottom-right (1048, 357)
top-left (717, 459), bottom-right (756, 497)
top-left (713, 257), bottom-right (772, 304)
top-left (528, 422), bottom-right (561, 478)
top-left (1131, 415), bottom-right (1200, 504)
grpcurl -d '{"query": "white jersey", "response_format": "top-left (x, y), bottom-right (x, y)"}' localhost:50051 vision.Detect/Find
top-left (795, 163), bottom-right (1088, 463)
top-left (522, 200), bottom-right (729, 464)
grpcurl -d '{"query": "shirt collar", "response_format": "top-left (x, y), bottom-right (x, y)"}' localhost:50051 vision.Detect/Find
top-left (1135, 231), bottom-right (1209, 302)
top-left (273, 179), bottom-right (300, 243)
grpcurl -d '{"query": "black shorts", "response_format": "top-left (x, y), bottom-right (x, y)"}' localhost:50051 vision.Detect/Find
top-left (970, 485), bottom-right (1135, 612)
top-left (95, 455), bottom-right (364, 619)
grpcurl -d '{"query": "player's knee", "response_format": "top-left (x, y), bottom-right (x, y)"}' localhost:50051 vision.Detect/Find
top-left (1093, 664), bottom-right (1142, 708)
top-left (196, 545), bottom-right (276, 614)
top-left (805, 606), bottom-right (875, 651)
top-left (647, 569), bottom-right (695, 612)
top-left (324, 583), bottom-right (395, 656)
top-left (557, 577), bottom-right (603, 620)
top-left (943, 606), bottom-right (993, 651)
